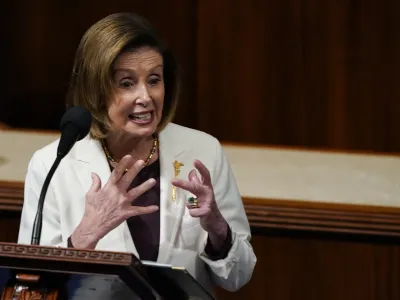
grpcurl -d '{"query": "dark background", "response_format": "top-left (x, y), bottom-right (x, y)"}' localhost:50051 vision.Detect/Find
top-left (1, 0), bottom-right (400, 152)
top-left (2, 2), bottom-right (400, 299)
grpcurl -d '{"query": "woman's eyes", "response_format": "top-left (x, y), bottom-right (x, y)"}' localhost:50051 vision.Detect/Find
top-left (120, 81), bottom-right (133, 88)
top-left (118, 75), bottom-right (162, 88)
top-left (149, 77), bottom-right (161, 86)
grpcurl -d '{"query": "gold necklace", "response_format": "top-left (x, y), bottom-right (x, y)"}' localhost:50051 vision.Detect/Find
top-left (101, 134), bottom-right (158, 170)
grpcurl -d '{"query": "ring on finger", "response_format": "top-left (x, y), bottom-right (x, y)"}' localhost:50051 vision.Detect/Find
top-left (188, 196), bottom-right (199, 209)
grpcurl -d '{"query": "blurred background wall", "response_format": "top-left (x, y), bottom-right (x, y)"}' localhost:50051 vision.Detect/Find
top-left (1, 0), bottom-right (400, 152)
top-left (2, 2), bottom-right (400, 299)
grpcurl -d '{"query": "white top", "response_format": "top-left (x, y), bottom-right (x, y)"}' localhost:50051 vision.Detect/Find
top-left (1, 128), bottom-right (400, 207)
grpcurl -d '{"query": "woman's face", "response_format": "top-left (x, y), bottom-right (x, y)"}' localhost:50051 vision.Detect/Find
top-left (108, 46), bottom-right (164, 139)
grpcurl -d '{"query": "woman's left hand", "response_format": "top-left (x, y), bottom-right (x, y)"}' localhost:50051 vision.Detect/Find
top-left (171, 159), bottom-right (228, 249)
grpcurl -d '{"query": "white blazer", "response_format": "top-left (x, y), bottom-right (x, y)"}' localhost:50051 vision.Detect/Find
top-left (18, 123), bottom-right (256, 296)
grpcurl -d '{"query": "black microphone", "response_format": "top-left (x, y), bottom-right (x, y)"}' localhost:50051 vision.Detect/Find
top-left (31, 106), bottom-right (92, 245)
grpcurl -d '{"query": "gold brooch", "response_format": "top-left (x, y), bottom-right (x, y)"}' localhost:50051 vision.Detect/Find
top-left (172, 160), bottom-right (184, 201)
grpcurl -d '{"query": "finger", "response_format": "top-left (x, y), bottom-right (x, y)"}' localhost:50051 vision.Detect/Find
top-left (186, 200), bottom-right (201, 210)
top-left (171, 178), bottom-right (199, 195)
top-left (188, 169), bottom-right (201, 185)
top-left (128, 205), bottom-right (159, 217)
top-left (108, 155), bottom-right (134, 185)
top-left (88, 172), bottom-right (102, 194)
top-left (193, 160), bottom-right (212, 186)
top-left (186, 203), bottom-right (203, 218)
top-left (118, 159), bottom-right (145, 191)
top-left (126, 178), bottom-right (156, 201)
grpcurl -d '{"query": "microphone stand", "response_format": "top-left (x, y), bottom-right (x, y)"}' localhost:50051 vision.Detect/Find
top-left (30, 155), bottom-right (63, 245)
top-left (31, 124), bottom-right (80, 245)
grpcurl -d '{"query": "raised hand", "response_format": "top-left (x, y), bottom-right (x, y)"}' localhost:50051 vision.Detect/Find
top-left (171, 159), bottom-right (228, 249)
top-left (71, 155), bottom-right (158, 249)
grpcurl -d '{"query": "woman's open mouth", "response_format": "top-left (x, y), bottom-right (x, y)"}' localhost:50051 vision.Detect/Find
top-left (128, 111), bottom-right (154, 125)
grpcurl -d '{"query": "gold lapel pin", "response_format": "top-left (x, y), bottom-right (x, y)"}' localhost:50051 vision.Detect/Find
top-left (172, 160), bottom-right (184, 201)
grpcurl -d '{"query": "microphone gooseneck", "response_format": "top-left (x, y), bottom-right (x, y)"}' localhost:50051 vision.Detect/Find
top-left (30, 156), bottom-right (62, 245)
top-left (31, 106), bottom-right (92, 245)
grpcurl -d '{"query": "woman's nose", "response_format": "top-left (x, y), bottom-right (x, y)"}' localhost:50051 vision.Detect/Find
top-left (136, 83), bottom-right (151, 106)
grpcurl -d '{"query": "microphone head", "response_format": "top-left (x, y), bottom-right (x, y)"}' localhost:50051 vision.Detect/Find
top-left (60, 106), bottom-right (92, 141)
top-left (57, 106), bottom-right (92, 158)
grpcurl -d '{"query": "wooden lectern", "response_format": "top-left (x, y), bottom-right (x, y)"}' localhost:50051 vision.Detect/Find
top-left (0, 242), bottom-right (214, 300)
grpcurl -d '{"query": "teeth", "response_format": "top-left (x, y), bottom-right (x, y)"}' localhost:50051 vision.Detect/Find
top-left (131, 112), bottom-right (151, 120)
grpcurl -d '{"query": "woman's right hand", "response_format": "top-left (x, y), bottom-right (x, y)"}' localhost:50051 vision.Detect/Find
top-left (70, 155), bottom-right (158, 249)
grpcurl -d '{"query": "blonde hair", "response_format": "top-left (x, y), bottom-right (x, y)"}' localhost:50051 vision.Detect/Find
top-left (66, 12), bottom-right (180, 139)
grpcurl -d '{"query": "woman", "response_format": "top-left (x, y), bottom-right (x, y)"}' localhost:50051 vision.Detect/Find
top-left (18, 12), bottom-right (256, 297)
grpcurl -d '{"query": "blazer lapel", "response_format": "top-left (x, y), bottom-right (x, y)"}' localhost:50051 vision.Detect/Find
top-left (157, 126), bottom-right (187, 263)
top-left (73, 136), bottom-right (110, 195)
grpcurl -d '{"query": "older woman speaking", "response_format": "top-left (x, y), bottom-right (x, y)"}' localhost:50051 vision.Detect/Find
top-left (18, 12), bottom-right (256, 297)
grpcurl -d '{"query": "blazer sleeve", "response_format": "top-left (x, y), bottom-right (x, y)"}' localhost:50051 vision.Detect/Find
top-left (199, 139), bottom-right (257, 292)
top-left (17, 152), bottom-right (66, 247)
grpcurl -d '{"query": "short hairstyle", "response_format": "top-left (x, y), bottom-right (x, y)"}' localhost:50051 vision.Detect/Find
top-left (66, 12), bottom-right (180, 139)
